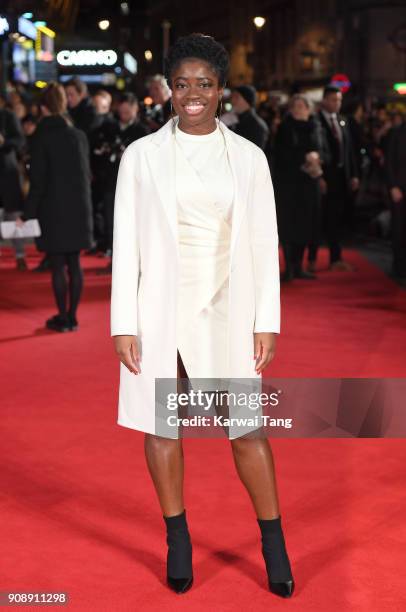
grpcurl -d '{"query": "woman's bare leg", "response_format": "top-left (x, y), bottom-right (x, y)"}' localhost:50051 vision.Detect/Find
top-left (230, 436), bottom-right (281, 519)
top-left (144, 351), bottom-right (187, 517)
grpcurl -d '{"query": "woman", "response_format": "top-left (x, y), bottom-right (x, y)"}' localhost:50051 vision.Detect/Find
top-left (18, 82), bottom-right (93, 332)
top-left (274, 94), bottom-right (323, 281)
top-left (111, 34), bottom-right (295, 597)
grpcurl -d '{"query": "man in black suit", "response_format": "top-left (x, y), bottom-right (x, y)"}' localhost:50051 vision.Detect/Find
top-left (308, 86), bottom-right (359, 271)
top-left (231, 85), bottom-right (270, 151)
top-left (96, 93), bottom-right (150, 272)
top-left (65, 77), bottom-right (100, 137)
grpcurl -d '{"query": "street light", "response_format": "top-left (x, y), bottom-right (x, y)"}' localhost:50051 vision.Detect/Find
top-left (145, 50), bottom-right (153, 61)
top-left (253, 16), bottom-right (266, 29)
top-left (98, 19), bottom-right (110, 31)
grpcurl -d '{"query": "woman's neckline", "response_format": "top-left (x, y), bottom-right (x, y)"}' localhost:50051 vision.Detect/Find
top-left (175, 119), bottom-right (221, 141)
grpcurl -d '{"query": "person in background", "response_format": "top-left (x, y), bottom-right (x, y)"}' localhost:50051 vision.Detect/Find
top-left (88, 89), bottom-right (115, 254)
top-left (274, 94), bottom-right (323, 281)
top-left (92, 89), bottom-right (112, 119)
top-left (96, 92), bottom-right (150, 273)
top-left (308, 86), bottom-right (359, 272)
top-left (385, 116), bottom-right (406, 279)
top-left (17, 82), bottom-right (93, 332)
top-left (0, 104), bottom-right (26, 270)
top-left (230, 85), bottom-right (269, 150)
top-left (20, 113), bottom-right (50, 273)
top-left (65, 77), bottom-right (99, 137)
top-left (146, 74), bottom-right (172, 131)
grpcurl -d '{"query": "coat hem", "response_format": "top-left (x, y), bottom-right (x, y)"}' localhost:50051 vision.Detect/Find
top-left (117, 416), bottom-right (155, 435)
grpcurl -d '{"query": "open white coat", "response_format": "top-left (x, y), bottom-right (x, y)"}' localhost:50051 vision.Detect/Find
top-left (110, 118), bottom-right (280, 435)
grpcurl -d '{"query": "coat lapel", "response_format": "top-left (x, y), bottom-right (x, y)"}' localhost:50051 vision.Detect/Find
top-left (145, 119), bottom-right (179, 256)
top-left (219, 121), bottom-right (251, 260)
top-left (145, 118), bottom-right (250, 262)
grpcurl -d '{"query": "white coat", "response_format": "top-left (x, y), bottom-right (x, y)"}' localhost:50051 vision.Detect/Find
top-left (110, 117), bottom-right (280, 435)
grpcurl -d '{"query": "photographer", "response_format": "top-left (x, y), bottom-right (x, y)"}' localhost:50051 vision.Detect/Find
top-left (94, 93), bottom-right (150, 272)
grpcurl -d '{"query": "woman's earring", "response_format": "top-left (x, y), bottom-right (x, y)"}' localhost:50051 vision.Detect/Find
top-left (216, 98), bottom-right (223, 119)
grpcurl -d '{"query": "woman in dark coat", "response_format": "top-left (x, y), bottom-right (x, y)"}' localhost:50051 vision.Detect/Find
top-left (273, 94), bottom-right (323, 281)
top-left (19, 82), bottom-right (93, 332)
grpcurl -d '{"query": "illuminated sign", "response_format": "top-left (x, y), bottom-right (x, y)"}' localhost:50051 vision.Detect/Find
top-left (330, 73), bottom-right (351, 93)
top-left (18, 16), bottom-right (37, 40)
top-left (124, 52), bottom-right (137, 74)
top-left (0, 16), bottom-right (10, 36)
top-left (393, 82), bottom-right (406, 95)
top-left (36, 25), bottom-right (55, 62)
top-left (57, 49), bottom-right (118, 67)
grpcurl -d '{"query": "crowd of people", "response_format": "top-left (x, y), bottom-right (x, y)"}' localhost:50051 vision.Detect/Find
top-left (0, 74), bottom-right (405, 331)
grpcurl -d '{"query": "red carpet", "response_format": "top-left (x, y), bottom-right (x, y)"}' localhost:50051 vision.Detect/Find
top-left (1, 245), bottom-right (406, 611)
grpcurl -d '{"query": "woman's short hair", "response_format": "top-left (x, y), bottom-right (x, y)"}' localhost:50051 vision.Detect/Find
top-left (41, 82), bottom-right (67, 114)
top-left (164, 33), bottom-right (229, 88)
top-left (289, 93), bottom-right (312, 110)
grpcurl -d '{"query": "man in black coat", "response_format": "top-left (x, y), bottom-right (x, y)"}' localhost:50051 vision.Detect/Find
top-left (65, 77), bottom-right (100, 137)
top-left (95, 93), bottom-right (150, 271)
top-left (231, 85), bottom-right (269, 151)
top-left (0, 107), bottom-right (26, 269)
top-left (88, 90), bottom-right (116, 253)
top-left (385, 119), bottom-right (406, 278)
top-left (145, 74), bottom-right (172, 131)
top-left (308, 86), bottom-right (359, 271)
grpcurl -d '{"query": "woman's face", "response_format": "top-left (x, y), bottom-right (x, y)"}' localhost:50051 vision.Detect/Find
top-left (171, 58), bottom-right (223, 134)
top-left (291, 99), bottom-right (310, 121)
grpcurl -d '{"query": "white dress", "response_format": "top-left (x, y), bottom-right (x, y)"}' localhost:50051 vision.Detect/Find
top-left (174, 120), bottom-right (234, 387)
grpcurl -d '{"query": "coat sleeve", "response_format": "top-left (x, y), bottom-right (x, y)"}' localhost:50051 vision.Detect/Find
top-left (110, 145), bottom-right (140, 337)
top-left (249, 147), bottom-right (281, 334)
top-left (21, 135), bottom-right (47, 220)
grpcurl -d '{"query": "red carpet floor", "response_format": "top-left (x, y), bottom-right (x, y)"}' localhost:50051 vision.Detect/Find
top-left (1, 244), bottom-right (406, 611)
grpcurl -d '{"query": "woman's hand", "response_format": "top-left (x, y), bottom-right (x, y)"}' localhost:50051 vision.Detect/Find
top-left (113, 335), bottom-right (140, 374)
top-left (253, 332), bottom-right (276, 374)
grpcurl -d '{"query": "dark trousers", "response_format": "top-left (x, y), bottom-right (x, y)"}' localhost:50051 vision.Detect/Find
top-left (391, 196), bottom-right (406, 277)
top-left (49, 252), bottom-right (83, 317)
top-left (308, 167), bottom-right (347, 264)
top-left (282, 243), bottom-right (306, 273)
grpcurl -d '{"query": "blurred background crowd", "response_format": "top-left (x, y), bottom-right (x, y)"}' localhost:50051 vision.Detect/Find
top-left (1, 0), bottom-right (406, 330)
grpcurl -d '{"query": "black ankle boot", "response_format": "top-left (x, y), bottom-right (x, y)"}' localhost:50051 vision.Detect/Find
top-left (163, 509), bottom-right (193, 594)
top-left (257, 515), bottom-right (295, 598)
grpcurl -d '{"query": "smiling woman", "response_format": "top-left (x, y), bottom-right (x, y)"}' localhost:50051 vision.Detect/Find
top-left (164, 33), bottom-right (229, 128)
top-left (110, 32), bottom-right (295, 598)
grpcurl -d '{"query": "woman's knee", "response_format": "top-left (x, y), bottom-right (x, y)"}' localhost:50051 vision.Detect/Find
top-left (144, 432), bottom-right (182, 451)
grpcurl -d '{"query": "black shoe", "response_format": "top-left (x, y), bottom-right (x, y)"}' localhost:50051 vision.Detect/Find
top-left (33, 257), bottom-right (51, 272)
top-left (85, 246), bottom-right (99, 255)
top-left (167, 575), bottom-right (193, 594)
top-left (164, 510), bottom-right (193, 594)
top-left (269, 578), bottom-right (295, 598)
top-left (293, 268), bottom-right (317, 280)
top-left (16, 258), bottom-right (28, 271)
top-left (280, 269), bottom-right (294, 282)
top-left (67, 314), bottom-right (79, 331)
top-left (257, 515), bottom-right (295, 598)
top-left (46, 314), bottom-right (70, 332)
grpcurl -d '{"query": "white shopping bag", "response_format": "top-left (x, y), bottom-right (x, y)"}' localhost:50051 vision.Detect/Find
top-left (0, 219), bottom-right (41, 239)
